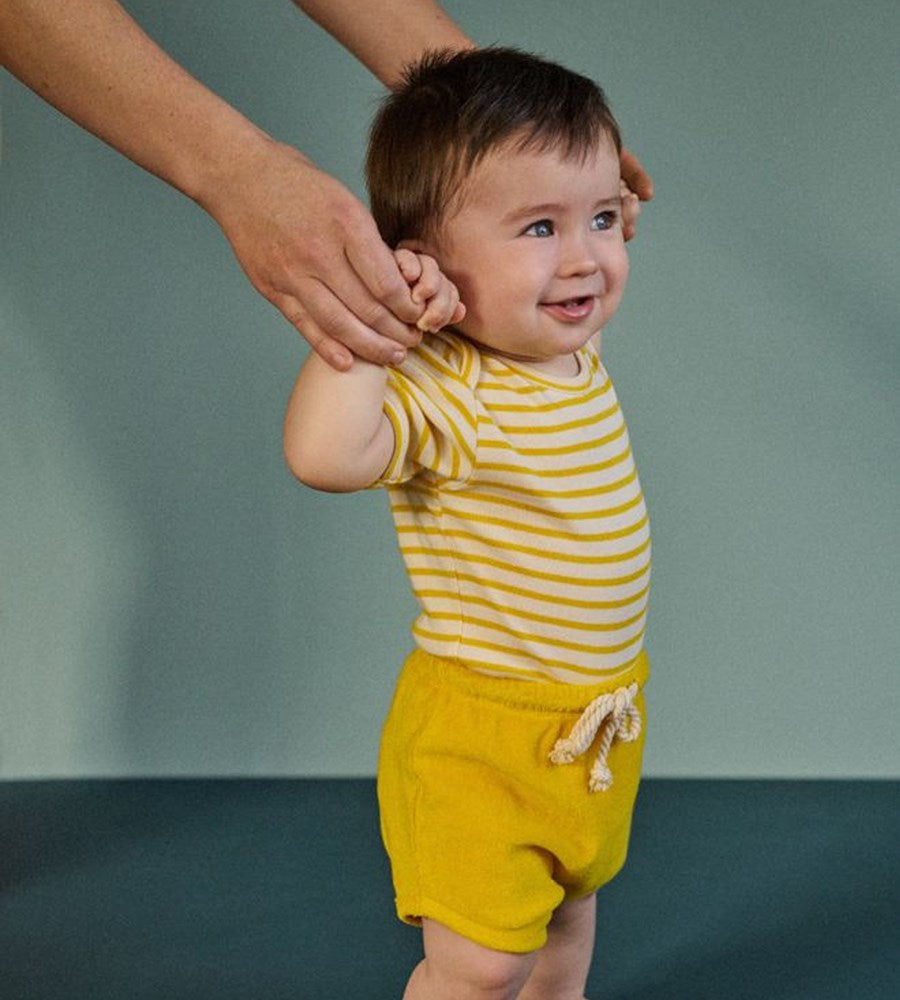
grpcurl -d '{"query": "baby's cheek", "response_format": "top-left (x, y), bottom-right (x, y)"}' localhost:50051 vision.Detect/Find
top-left (602, 254), bottom-right (629, 320)
top-left (611, 247), bottom-right (630, 292)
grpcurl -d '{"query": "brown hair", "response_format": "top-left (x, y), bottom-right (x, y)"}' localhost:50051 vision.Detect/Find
top-left (366, 47), bottom-right (622, 248)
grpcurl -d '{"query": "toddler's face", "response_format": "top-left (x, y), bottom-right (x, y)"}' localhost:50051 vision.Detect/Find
top-left (415, 135), bottom-right (628, 376)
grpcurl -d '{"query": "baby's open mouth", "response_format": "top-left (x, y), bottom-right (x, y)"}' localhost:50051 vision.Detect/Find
top-left (541, 296), bottom-right (595, 320)
top-left (542, 295), bottom-right (589, 306)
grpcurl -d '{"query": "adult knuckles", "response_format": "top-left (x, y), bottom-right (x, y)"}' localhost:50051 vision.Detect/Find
top-left (370, 271), bottom-right (412, 308)
top-left (355, 297), bottom-right (398, 332)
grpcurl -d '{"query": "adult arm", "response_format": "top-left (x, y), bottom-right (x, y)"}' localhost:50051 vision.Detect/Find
top-left (0, 0), bottom-right (472, 369)
top-left (296, 0), bottom-right (475, 89)
top-left (1, 1), bottom-right (652, 366)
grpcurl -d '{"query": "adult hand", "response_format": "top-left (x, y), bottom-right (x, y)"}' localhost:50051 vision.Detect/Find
top-left (206, 138), bottom-right (425, 371)
top-left (620, 147), bottom-right (654, 243)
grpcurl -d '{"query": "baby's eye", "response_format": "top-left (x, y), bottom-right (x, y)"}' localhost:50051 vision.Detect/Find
top-left (591, 210), bottom-right (618, 231)
top-left (524, 219), bottom-right (554, 237)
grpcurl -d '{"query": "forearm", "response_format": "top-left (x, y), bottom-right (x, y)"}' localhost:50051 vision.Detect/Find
top-left (294, 0), bottom-right (474, 89)
top-left (284, 353), bottom-right (394, 492)
top-left (0, 0), bottom-right (270, 208)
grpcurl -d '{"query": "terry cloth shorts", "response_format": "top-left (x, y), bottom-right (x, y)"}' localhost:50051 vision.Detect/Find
top-left (376, 647), bottom-right (649, 954)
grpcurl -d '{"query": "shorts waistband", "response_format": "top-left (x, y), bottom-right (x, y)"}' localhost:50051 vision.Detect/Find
top-left (405, 648), bottom-right (650, 714)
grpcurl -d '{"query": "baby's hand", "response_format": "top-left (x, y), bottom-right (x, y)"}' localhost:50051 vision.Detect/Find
top-left (394, 248), bottom-right (466, 333)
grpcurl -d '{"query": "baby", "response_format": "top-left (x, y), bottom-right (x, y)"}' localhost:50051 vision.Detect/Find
top-left (284, 48), bottom-right (651, 1000)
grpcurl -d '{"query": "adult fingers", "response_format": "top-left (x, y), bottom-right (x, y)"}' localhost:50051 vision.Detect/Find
top-left (620, 183), bottom-right (642, 243)
top-left (210, 144), bottom-right (426, 363)
top-left (294, 231), bottom-right (423, 350)
top-left (343, 214), bottom-right (426, 327)
top-left (620, 147), bottom-right (654, 202)
top-left (274, 282), bottom-right (419, 368)
top-left (277, 300), bottom-right (354, 371)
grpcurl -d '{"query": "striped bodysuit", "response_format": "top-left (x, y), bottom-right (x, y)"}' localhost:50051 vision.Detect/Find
top-left (378, 329), bottom-right (650, 686)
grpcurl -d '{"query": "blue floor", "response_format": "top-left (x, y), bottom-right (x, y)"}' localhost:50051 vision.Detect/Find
top-left (1, 779), bottom-right (898, 999)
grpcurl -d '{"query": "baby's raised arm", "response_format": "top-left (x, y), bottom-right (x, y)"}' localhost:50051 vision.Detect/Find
top-left (284, 350), bottom-right (393, 493)
top-left (283, 251), bottom-right (462, 492)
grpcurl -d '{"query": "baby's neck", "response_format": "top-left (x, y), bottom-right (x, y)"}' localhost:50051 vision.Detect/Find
top-left (456, 331), bottom-right (582, 378)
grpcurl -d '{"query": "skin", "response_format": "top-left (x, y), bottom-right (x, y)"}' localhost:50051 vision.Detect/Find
top-left (405, 894), bottom-right (598, 1000)
top-left (1, 0), bottom-right (652, 371)
top-left (404, 135), bottom-right (629, 377)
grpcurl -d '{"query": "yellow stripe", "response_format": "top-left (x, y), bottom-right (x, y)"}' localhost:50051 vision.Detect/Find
top-left (460, 340), bottom-right (475, 382)
top-left (397, 468), bottom-right (639, 502)
top-left (420, 345), bottom-right (470, 387)
top-left (431, 370), bottom-right (478, 438)
top-left (413, 589), bottom-right (648, 630)
top-left (393, 488), bottom-right (644, 525)
top-left (479, 401), bottom-right (620, 436)
top-left (409, 569), bottom-right (651, 610)
top-left (446, 646), bottom-right (643, 682)
top-left (412, 647), bottom-right (639, 684)
top-left (477, 355), bottom-right (598, 384)
top-left (413, 622), bottom-right (646, 663)
top-left (440, 475), bottom-right (639, 517)
top-left (381, 405), bottom-right (405, 480)
top-left (480, 355), bottom-right (605, 392)
top-left (411, 419), bottom-right (433, 466)
top-left (477, 379), bottom-right (549, 394)
top-left (398, 521), bottom-right (651, 564)
top-left (405, 548), bottom-right (651, 587)
top-left (421, 611), bottom-right (645, 654)
top-left (479, 442), bottom-right (633, 479)
top-left (479, 420), bottom-right (626, 457)
top-left (397, 505), bottom-right (647, 544)
top-left (409, 635), bottom-right (552, 682)
top-left (453, 469), bottom-right (639, 501)
top-left (483, 380), bottom-right (610, 412)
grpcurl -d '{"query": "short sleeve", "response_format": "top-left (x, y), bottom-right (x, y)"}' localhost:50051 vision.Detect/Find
top-left (377, 331), bottom-right (480, 487)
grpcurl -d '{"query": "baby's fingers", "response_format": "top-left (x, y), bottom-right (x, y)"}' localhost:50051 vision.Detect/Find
top-left (407, 253), bottom-right (444, 306)
top-left (395, 250), bottom-right (466, 332)
top-left (393, 248), bottom-right (423, 285)
top-left (418, 276), bottom-right (465, 333)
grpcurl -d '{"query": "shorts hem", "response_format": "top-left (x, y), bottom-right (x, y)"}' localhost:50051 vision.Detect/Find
top-left (396, 895), bottom-right (548, 954)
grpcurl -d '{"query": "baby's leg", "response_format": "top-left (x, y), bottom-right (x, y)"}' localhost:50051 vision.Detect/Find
top-left (403, 918), bottom-right (539, 1000)
top-left (517, 893), bottom-right (597, 1000)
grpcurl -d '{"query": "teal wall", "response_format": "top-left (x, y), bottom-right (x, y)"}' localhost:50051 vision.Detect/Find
top-left (2, 1), bottom-right (898, 779)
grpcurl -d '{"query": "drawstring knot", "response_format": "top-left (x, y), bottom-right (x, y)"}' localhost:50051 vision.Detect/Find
top-left (549, 683), bottom-right (641, 792)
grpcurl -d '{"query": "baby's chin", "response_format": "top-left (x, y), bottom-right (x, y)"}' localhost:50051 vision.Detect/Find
top-left (442, 315), bottom-right (600, 363)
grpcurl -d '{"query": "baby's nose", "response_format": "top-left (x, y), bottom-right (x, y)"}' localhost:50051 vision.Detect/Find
top-left (558, 235), bottom-right (599, 277)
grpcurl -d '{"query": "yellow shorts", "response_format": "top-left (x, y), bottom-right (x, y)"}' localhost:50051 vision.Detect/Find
top-left (377, 648), bottom-right (649, 953)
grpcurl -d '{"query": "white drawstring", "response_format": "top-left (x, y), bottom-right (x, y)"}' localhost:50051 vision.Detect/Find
top-left (549, 683), bottom-right (641, 792)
